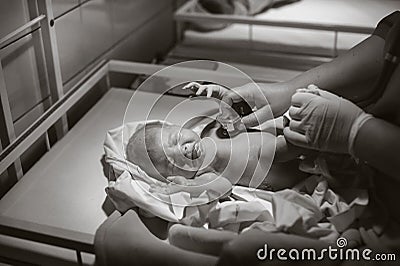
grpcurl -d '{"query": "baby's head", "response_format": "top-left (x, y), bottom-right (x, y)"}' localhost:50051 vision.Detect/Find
top-left (126, 122), bottom-right (204, 182)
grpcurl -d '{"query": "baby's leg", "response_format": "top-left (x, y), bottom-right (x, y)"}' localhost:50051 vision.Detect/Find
top-left (169, 224), bottom-right (238, 256)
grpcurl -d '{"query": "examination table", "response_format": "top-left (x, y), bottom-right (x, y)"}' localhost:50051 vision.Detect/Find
top-left (0, 58), bottom-right (269, 265)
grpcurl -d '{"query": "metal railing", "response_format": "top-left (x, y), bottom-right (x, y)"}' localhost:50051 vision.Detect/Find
top-left (0, 0), bottom-right (82, 263)
top-left (0, 0), bottom-right (67, 182)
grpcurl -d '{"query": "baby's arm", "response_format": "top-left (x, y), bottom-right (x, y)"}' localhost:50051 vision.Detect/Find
top-left (183, 82), bottom-right (229, 99)
top-left (274, 135), bottom-right (307, 162)
top-left (150, 173), bottom-right (232, 199)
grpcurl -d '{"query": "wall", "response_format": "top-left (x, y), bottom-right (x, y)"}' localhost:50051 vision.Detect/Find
top-left (0, 0), bottom-right (176, 197)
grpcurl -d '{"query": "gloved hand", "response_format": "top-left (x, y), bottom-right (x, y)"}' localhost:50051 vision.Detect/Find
top-left (284, 85), bottom-right (373, 155)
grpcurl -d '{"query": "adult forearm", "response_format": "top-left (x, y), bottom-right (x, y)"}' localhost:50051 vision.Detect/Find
top-left (353, 118), bottom-right (400, 181)
top-left (286, 35), bottom-right (385, 97)
top-left (248, 35), bottom-right (386, 118)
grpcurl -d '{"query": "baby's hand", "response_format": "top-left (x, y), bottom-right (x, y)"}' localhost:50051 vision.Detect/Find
top-left (167, 176), bottom-right (189, 185)
top-left (149, 174), bottom-right (232, 200)
top-left (149, 176), bottom-right (189, 195)
top-left (149, 183), bottom-right (171, 194)
top-left (183, 82), bottom-right (229, 99)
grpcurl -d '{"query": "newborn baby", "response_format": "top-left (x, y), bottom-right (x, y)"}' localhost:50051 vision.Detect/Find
top-left (126, 84), bottom-right (306, 196)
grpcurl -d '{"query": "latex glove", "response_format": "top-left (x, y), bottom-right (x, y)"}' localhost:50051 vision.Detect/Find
top-left (284, 85), bottom-right (373, 155)
top-left (182, 82), bottom-right (229, 99)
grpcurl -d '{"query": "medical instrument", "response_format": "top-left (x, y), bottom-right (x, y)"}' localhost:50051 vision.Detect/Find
top-left (216, 100), bottom-right (253, 138)
top-left (187, 83), bottom-right (253, 138)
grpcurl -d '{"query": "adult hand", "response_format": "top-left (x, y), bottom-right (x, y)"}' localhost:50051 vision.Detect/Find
top-left (284, 85), bottom-right (373, 155)
top-left (220, 82), bottom-right (294, 128)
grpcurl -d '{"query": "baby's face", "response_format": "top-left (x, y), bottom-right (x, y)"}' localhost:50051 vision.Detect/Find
top-left (155, 125), bottom-right (204, 178)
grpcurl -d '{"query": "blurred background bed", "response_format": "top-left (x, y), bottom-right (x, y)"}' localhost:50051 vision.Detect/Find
top-left (171, 0), bottom-right (400, 70)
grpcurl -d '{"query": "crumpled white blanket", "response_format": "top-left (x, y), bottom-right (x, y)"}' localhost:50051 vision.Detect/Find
top-left (104, 121), bottom-right (369, 242)
top-left (246, 175), bottom-right (369, 243)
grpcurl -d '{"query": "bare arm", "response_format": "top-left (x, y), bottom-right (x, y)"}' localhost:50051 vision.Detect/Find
top-left (224, 35), bottom-right (387, 123)
top-left (285, 35), bottom-right (385, 98)
top-left (353, 117), bottom-right (400, 181)
top-left (254, 35), bottom-right (386, 116)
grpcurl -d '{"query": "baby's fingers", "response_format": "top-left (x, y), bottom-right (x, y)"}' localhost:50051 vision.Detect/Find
top-left (167, 176), bottom-right (187, 185)
top-left (149, 186), bottom-right (168, 194)
top-left (196, 86), bottom-right (207, 96)
top-left (206, 87), bottom-right (213, 98)
top-left (182, 82), bottom-right (200, 90)
top-left (149, 186), bottom-right (157, 193)
top-left (149, 184), bottom-right (158, 193)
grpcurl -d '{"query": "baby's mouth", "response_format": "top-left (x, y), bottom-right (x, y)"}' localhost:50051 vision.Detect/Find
top-left (191, 142), bottom-right (201, 160)
top-left (182, 141), bottom-right (202, 161)
top-left (182, 141), bottom-right (201, 160)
